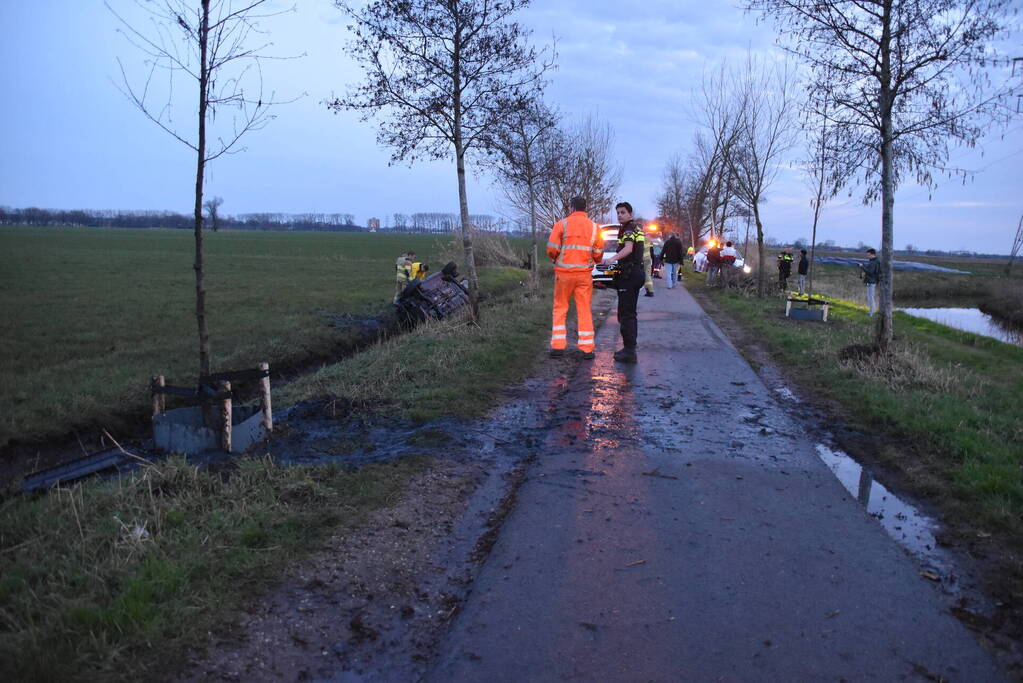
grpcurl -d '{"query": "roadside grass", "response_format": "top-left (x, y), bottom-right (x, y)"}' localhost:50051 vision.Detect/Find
top-left (693, 276), bottom-right (1023, 543)
top-left (0, 226), bottom-right (534, 449)
top-left (0, 269), bottom-right (560, 682)
top-left (0, 454), bottom-right (427, 682)
top-left (277, 283), bottom-right (555, 421)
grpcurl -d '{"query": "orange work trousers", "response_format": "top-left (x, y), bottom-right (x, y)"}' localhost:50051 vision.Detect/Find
top-left (551, 270), bottom-right (595, 352)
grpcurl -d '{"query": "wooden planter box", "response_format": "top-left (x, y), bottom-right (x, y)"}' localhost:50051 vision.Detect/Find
top-left (153, 405), bottom-right (265, 455)
top-left (151, 362), bottom-right (272, 455)
top-left (785, 298), bottom-right (829, 322)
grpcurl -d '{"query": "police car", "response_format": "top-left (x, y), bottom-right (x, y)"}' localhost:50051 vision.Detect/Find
top-left (591, 224), bottom-right (622, 288)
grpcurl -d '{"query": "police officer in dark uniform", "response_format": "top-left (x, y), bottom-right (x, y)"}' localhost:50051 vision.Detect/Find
top-left (777, 247), bottom-right (794, 291)
top-left (602, 201), bottom-right (646, 363)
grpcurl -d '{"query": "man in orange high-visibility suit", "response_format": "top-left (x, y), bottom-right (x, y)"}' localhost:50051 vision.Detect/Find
top-left (547, 196), bottom-right (604, 360)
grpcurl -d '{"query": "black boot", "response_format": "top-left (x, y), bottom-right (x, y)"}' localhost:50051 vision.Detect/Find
top-left (613, 347), bottom-right (637, 363)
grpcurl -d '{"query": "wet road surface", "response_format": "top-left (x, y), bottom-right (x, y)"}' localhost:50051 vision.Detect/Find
top-left (426, 284), bottom-right (1005, 681)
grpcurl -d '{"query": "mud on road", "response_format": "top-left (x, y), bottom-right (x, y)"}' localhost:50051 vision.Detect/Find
top-left (178, 293), bottom-right (617, 681)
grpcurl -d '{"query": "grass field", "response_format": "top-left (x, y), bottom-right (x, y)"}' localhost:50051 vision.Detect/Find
top-left (690, 266), bottom-right (1023, 584)
top-left (0, 226), bottom-right (534, 450)
top-left (0, 226), bottom-right (560, 681)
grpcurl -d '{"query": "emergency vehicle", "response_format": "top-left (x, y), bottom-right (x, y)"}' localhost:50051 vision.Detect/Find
top-left (591, 225), bottom-right (622, 288)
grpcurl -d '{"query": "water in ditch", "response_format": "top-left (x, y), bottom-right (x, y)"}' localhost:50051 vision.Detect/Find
top-left (898, 307), bottom-right (1022, 346)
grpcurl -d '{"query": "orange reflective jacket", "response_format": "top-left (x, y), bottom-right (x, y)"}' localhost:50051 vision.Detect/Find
top-left (546, 211), bottom-right (603, 273)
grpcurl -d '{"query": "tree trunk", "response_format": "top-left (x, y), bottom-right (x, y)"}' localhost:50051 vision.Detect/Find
top-left (454, 140), bottom-right (480, 321)
top-left (195, 1), bottom-right (211, 379)
top-left (528, 180), bottom-right (539, 289)
top-left (754, 202), bottom-right (766, 297)
top-left (876, 0), bottom-right (895, 349)
top-left (808, 199), bottom-right (821, 299)
top-left (451, 30), bottom-right (479, 322)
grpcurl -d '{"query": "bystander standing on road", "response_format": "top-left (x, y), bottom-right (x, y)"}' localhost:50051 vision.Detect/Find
top-left (661, 232), bottom-right (684, 289)
top-left (546, 196), bottom-right (603, 359)
top-left (777, 247), bottom-right (794, 292)
top-left (797, 249), bottom-right (809, 296)
top-left (859, 247), bottom-right (881, 316)
top-left (603, 201), bottom-right (645, 363)
top-left (650, 233), bottom-right (664, 278)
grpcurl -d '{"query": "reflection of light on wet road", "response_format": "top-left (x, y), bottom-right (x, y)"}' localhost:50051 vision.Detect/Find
top-left (544, 353), bottom-right (673, 669)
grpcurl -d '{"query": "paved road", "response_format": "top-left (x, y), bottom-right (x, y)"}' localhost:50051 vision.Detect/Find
top-left (427, 284), bottom-right (1004, 682)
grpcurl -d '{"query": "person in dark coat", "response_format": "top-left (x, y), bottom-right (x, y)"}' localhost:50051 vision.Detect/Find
top-left (777, 248), bottom-right (794, 291)
top-left (706, 241), bottom-right (722, 287)
top-left (797, 249), bottom-right (809, 295)
top-left (661, 232), bottom-right (684, 289)
top-left (858, 247), bottom-right (881, 316)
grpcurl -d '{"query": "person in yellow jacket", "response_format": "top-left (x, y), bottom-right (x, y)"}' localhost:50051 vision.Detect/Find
top-left (394, 251), bottom-right (413, 304)
top-left (643, 242), bottom-right (655, 297)
top-left (547, 196), bottom-right (603, 360)
top-left (409, 261), bottom-right (429, 280)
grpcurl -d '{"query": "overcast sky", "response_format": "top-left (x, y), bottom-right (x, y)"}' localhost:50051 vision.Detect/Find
top-left (1, 1), bottom-right (1020, 252)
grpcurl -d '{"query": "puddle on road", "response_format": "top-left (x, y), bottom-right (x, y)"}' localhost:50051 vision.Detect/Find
top-left (814, 443), bottom-right (963, 593)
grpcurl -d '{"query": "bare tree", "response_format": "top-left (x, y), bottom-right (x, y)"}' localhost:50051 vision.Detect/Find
top-left (726, 55), bottom-right (799, 296)
top-left (533, 114), bottom-right (623, 227)
top-left (657, 153), bottom-right (689, 244)
top-left (490, 97), bottom-right (559, 287)
top-left (680, 141), bottom-right (719, 246)
top-left (691, 64), bottom-right (746, 246)
top-left (204, 195), bottom-right (224, 232)
top-left (802, 81), bottom-right (844, 299)
top-left (750, 0), bottom-right (1020, 347)
top-left (109, 0), bottom-right (290, 379)
top-left (331, 0), bottom-right (552, 320)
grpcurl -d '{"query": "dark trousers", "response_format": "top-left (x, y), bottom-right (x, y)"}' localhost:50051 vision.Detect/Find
top-left (615, 267), bottom-right (645, 349)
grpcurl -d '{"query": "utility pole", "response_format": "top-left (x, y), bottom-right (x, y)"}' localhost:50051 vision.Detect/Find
top-left (1006, 212), bottom-right (1023, 276)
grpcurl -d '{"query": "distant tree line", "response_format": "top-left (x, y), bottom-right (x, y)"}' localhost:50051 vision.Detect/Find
top-left (0, 206), bottom-right (512, 234)
top-left (389, 213), bottom-right (501, 233)
top-left (0, 206), bottom-right (363, 232)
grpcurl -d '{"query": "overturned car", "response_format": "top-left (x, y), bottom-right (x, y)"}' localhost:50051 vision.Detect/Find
top-left (395, 261), bottom-right (471, 325)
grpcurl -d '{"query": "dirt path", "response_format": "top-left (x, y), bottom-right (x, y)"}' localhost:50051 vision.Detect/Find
top-left (425, 283), bottom-right (1006, 681)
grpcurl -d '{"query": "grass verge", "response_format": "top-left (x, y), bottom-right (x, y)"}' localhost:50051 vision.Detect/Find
top-left (1, 274), bottom-right (559, 681)
top-left (277, 283), bottom-right (555, 421)
top-left (0, 455), bottom-right (427, 682)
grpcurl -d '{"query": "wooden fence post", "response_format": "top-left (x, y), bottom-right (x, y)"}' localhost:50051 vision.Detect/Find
top-left (258, 362), bottom-right (273, 432)
top-left (151, 375), bottom-right (165, 418)
top-left (220, 381), bottom-right (232, 453)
